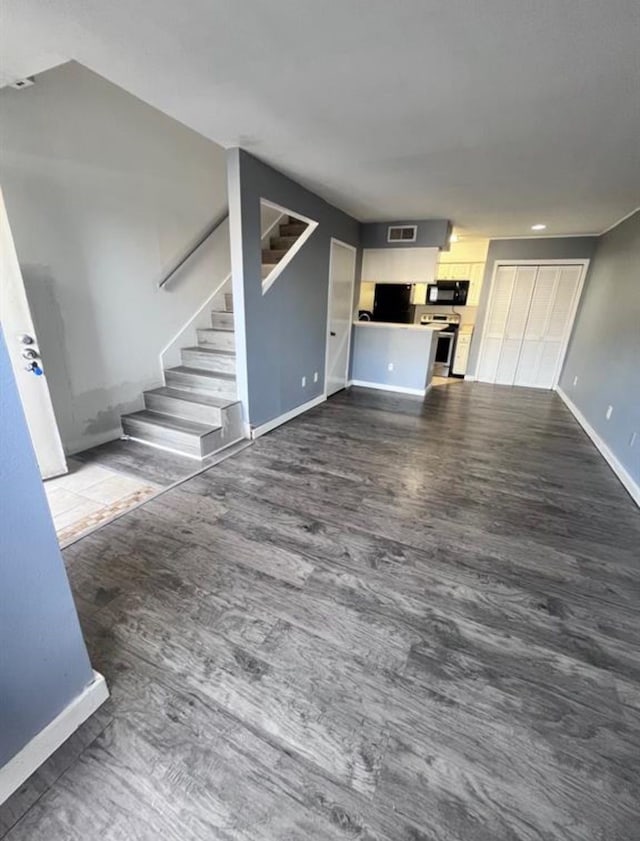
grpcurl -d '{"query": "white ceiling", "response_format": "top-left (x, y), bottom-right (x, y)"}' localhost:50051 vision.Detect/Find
top-left (2, 0), bottom-right (639, 237)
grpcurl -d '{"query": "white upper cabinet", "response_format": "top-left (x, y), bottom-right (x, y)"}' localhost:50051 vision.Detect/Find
top-left (361, 247), bottom-right (439, 284)
top-left (436, 261), bottom-right (485, 305)
top-left (436, 238), bottom-right (489, 307)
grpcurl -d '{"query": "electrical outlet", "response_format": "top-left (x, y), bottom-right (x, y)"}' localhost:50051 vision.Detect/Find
top-left (387, 362), bottom-right (394, 372)
top-left (301, 376), bottom-right (306, 387)
top-left (313, 371), bottom-right (318, 383)
top-left (630, 432), bottom-right (637, 448)
top-left (573, 375), bottom-right (578, 386)
top-left (605, 405), bottom-right (613, 420)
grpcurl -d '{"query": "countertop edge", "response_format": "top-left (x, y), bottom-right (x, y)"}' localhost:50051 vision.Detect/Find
top-left (352, 321), bottom-right (446, 331)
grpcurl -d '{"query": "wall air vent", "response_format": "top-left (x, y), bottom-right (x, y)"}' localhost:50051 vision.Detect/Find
top-left (387, 225), bottom-right (417, 243)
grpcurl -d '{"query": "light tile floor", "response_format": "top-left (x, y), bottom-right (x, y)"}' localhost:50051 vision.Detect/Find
top-left (44, 458), bottom-right (159, 547)
top-left (431, 375), bottom-right (464, 386)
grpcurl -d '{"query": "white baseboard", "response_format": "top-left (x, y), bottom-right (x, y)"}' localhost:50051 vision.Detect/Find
top-left (251, 394), bottom-right (326, 439)
top-left (349, 379), bottom-right (427, 397)
top-left (556, 387), bottom-right (639, 507)
top-left (0, 671), bottom-right (109, 805)
top-left (464, 375), bottom-right (477, 382)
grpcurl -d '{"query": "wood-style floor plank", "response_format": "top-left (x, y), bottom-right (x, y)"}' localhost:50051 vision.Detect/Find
top-left (2, 383), bottom-right (639, 840)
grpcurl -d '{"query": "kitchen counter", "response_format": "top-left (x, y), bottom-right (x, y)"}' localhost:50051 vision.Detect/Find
top-left (353, 320), bottom-right (447, 332)
top-left (350, 321), bottom-right (440, 396)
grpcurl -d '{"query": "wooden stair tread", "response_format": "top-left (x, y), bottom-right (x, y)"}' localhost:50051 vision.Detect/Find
top-left (182, 346), bottom-right (235, 357)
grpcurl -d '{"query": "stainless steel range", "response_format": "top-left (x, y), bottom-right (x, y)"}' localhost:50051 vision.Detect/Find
top-left (420, 313), bottom-right (461, 377)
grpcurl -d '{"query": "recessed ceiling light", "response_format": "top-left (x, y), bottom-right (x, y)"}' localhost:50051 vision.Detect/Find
top-left (531, 224), bottom-right (547, 231)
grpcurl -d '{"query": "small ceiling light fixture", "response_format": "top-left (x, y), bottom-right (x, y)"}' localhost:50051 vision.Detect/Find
top-left (531, 223), bottom-right (547, 231)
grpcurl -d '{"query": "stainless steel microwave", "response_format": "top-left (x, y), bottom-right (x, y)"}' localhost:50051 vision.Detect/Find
top-left (426, 280), bottom-right (469, 306)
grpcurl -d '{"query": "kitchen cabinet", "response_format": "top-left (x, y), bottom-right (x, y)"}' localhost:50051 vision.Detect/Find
top-left (411, 283), bottom-right (427, 305)
top-left (452, 327), bottom-right (473, 376)
top-left (436, 261), bottom-right (485, 306)
top-left (361, 247), bottom-right (438, 284)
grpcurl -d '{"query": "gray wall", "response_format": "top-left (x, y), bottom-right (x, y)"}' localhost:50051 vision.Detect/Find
top-left (467, 236), bottom-right (598, 376)
top-left (559, 212), bottom-right (640, 485)
top-left (361, 219), bottom-right (451, 249)
top-left (0, 61), bottom-right (229, 454)
top-left (227, 149), bottom-right (360, 428)
top-left (0, 328), bottom-right (94, 767)
top-left (350, 326), bottom-right (437, 392)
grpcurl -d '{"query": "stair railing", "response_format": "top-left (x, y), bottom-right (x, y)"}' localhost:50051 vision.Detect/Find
top-left (158, 209), bottom-right (229, 289)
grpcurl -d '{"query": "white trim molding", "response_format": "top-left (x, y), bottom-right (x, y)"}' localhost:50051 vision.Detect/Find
top-left (260, 199), bottom-right (319, 295)
top-left (324, 238), bottom-right (357, 398)
top-left (556, 387), bottom-right (639, 507)
top-left (599, 206), bottom-right (640, 236)
top-left (0, 671), bottom-right (109, 805)
top-left (349, 379), bottom-right (430, 397)
top-left (251, 394), bottom-right (326, 439)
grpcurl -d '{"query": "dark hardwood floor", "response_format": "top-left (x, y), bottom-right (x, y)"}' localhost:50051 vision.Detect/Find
top-left (2, 383), bottom-right (639, 840)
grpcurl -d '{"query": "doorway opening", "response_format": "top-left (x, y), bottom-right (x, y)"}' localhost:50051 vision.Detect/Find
top-left (325, 239), bottom-right (357, 397)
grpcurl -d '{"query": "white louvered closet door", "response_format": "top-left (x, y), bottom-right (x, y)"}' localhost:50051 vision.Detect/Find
top-left (515, 265), bottom-right (582, 388)
top-left (514, 266), bottom-right (559, 387)
top-left (476, 266), bottom-right (517, 382)
top-left (478, 264), bottom-right (583, 388)
top-left (494, 266), bottom-right (537, 384)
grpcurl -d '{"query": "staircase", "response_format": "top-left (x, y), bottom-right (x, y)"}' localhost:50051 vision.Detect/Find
top-left (261, 216), bottom-right (309, 279)
top-left (121, 292), bottom-right (244, 459)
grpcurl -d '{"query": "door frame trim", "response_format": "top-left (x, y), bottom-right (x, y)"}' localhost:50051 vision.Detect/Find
top-left (475, 259), bottom-right (590, 388)
top-left (324, 238), bottom-right (357, 398)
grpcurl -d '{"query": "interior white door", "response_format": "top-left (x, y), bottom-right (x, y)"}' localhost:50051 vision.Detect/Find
top-left (476, 265), bottom-right (517, 382)
top-left (0, 188), bottom-right (67, 479)
top-left (514, 266), bottom-right (558, 387)
top-left (515, 265), bottom-right (582, 388)
top-left (326, 239), bottom-right (356, 396)
top-left (494, 266), bottom-right (537, 384)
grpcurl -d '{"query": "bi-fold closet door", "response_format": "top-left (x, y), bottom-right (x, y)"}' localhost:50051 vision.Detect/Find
top-left (477, 264), bottom-right (583, 389)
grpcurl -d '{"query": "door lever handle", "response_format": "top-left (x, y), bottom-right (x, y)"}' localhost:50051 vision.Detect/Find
top-left (330, 331), bottom-right (336, 336)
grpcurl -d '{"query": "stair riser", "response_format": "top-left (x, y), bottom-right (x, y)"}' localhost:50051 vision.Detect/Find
top-left (123, 403), bottom-right (243, 459)
top-left (262, 249), bottom-right (287, 263)
top-left (210, 311), bottom-right (235, 330)
top-left (279, 224), bottom-right (306, 236)
top-left (143, 392), bottom-right (223, 425)
top-left (122, 417), bottom-right (203, 457)
top-left (196, 329), bottom-right (235, 351)
top-left (165, 369), bottom-right (236, 399)
top-left (224, 292), bottom-right (233, 313)
top-left (270, 236), bottom-right (298, 250)
top-left (261, 264), bottom-right (276, 279)
top-left (181, 349), bottom-right (236, 374)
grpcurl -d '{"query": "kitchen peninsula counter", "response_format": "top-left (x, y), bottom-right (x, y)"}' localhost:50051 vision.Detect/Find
top-left (350, 321), bottom-right (444, 396)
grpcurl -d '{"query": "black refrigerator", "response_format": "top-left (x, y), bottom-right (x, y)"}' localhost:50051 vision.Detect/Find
top-left (373, 284), bottom-right (413, 323)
